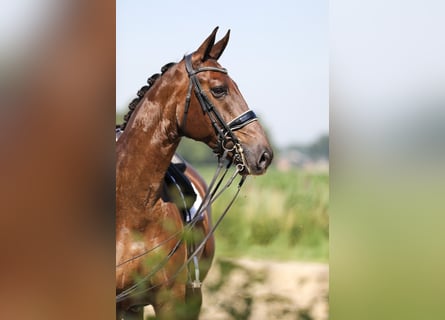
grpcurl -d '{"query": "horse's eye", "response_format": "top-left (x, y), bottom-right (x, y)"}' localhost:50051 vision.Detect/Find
top-left (210, 86), bottom-right (228, 98)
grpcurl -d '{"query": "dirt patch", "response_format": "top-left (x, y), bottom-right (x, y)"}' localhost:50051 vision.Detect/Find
top-left (144, 258), bottom-right (328, 320)
top-left (200, 258), bottom-right (329, 320)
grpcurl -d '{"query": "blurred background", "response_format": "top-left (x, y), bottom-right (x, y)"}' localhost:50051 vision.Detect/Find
top-left (331, 1), bottom-right (445, 319)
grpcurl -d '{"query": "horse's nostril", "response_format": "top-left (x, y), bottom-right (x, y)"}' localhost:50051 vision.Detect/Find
top-left (258, 151), bottom-right (272, 170)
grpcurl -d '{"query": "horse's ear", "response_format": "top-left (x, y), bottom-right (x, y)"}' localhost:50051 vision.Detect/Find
top-left (209, 29), bottom-right (230, 60)
top-left (194, 27), bottom-right (219, 62)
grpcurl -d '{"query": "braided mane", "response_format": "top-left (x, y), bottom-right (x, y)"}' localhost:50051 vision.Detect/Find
top-left (117, 62), bottom-right (176, 130)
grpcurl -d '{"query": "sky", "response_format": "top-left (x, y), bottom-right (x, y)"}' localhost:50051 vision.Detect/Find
top-left (117, 0), bottom-right (328, 147)
top-left (330, 0), bottom-right (445, 150)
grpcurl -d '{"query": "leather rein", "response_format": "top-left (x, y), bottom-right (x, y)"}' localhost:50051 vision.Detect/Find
top-left (182, 54), bottom-right (258, 173)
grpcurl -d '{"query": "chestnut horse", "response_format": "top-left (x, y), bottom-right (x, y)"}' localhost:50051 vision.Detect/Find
top-left (116, 27), bottom-right (273, 319)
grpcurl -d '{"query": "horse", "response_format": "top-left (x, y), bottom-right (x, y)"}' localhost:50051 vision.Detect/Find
top-left (116, 27), bottom-right (273, 319)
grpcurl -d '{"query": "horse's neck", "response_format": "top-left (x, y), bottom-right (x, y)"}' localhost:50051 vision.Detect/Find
top-left (116, 94), bottom-right (179, 215)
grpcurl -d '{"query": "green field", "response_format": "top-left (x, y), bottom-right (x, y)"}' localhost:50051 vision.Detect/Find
top-left (197, 166), bottom-right (329, 262)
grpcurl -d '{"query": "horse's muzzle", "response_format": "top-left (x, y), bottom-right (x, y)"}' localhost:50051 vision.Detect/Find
top-left (244, 146), bottom-right (273, 175)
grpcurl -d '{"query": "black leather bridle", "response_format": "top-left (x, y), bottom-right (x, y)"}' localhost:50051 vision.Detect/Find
top-left (182, 54), bottom-right (258, 173)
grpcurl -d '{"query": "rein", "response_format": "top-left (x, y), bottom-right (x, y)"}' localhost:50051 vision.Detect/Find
top-left (116, 154), bottom-right (245, 303)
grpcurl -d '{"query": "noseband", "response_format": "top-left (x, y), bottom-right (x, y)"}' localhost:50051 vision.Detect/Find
top-left (182, 54), bottom-right (258, 172)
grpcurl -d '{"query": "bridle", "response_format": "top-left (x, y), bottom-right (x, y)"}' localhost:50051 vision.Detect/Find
top-left (182, 54), bottom-right (258, 173)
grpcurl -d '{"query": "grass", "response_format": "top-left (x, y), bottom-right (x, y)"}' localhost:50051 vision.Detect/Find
top-left (196, 166), bottom-right (329, 262)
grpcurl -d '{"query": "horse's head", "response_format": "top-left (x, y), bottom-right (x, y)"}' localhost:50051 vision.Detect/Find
top-left (172, 27), bottom-right (273, 175)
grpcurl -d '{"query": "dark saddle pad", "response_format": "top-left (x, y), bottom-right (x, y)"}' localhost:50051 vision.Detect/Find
top-left (164, 161), bottom-right (197, 222)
